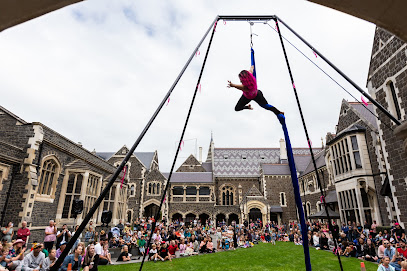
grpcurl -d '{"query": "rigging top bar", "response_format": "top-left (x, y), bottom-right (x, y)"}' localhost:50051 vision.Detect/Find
top-left (218, 15), bottom-right (276, 22)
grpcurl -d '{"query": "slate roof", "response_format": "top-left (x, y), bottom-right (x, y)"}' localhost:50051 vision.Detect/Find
top-left (349, 102), bottom-right (378, 129)
top-left (262, 164), bottom-right (291, 175)
top-left (162, 172), bottom-right (213, 183)
top-left (301, 149), bottom-right (326, 176)
top-left (201, 162), bottom-right (212, 172)
top-left (214, 148), bottom-right (320, 177)
top-left (96, 151), bottom-right (155, 169)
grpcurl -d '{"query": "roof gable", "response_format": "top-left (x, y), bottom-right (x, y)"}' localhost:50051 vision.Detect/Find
top-left (176, 154), bottom-right (207, 172)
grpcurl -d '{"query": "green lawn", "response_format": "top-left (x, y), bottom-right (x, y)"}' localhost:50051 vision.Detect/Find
top-left (99, 242), bottom-right (379, 271)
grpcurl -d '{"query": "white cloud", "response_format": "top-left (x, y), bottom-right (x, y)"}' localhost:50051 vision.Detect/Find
top-left (0, 0), bottom-right (376, 171)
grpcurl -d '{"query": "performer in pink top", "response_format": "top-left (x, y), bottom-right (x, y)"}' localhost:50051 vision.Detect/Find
top-left (228, 65), bottom-right (283, 116)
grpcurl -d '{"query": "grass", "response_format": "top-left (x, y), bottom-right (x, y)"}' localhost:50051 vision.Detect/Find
top-left (99, 242), bottom-right (379, 271)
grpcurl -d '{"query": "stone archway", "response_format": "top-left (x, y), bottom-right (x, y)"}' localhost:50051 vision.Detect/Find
top-left (246, 200), bottom-right (267, 223)
top-left (144, 203), bottom-right (160, 219)
top-left (171, 213), bottom-right (183, 222)
top-left (185, 213), bottom-right (196, 226)
top-left (199, 213), bottom-right (210, 226)
top-left (228, 213), bottom-right (239, 225)
top-left (216, 213), bottom-right (226, 227)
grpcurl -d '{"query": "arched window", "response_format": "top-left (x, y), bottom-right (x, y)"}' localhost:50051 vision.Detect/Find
top-left (38, 157), bottom-right (60, 196)
top-left (147, 181), bottom-right (161, 195)
top-left (221, 186), bottom-right (234, 205)
top-left (157, 183), bottom-right (160, 194)
top-left (130, 185), bottom-right (135, 197)
top-left (153, 183), bottom-right (156, 194)
top-left (387, 81), bottom-right (402, 120)
top-left (148, 183), bottom-right (152, 194)
top-left (62, 173), bottom-right (83, 218)
top-left (306, 202), bottom-right (311, 216)
top-left (280, 192), bottom-right (286, 206)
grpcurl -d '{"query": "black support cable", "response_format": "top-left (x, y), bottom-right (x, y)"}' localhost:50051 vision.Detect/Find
top-left (265, 22), bottom-right (394, 132)
top-left (50, 16), bottom-right (219, 271)
top-left (275, 16), bottom-right (401, 126)
top-left (274, 18), bottom-right (344, 271)
top-left (138, 17), bottom-right (218, 271)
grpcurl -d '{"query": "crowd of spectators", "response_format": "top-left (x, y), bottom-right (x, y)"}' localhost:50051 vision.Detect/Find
top-left (1, 217), bottom-right (407, 271)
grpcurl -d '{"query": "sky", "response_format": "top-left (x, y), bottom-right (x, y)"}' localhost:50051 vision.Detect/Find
top-left (0, 0), bottom-right (376, 172)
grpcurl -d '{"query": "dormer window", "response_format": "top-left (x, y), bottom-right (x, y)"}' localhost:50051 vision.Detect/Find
top-left (242, 154), bottom-right (247, 160)
top-left (224, 155), bottom-right (228, 159)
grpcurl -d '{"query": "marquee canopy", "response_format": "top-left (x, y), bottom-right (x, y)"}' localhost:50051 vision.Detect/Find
top-left (309, 0), bottom-right (407, 42)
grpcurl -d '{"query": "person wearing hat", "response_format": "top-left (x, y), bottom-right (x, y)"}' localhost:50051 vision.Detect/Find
top-left (21, 243), bottom-right (45, 271)
top-left (6, 239), bottom-right (26, 270)
top-left (55, 242), bottom-right (66, 259)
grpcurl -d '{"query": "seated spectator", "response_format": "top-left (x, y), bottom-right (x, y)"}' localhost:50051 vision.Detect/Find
top-left (343, 243), bottom-right (356, 257)
top-left (320, 233), bottom-right (329, 250)
top-left (56, 241), bottom-right (67, 258)
top-left (117, 245), bottom-right (131, 262)
top-left (94, 239), bottom-right (109, 265)
top-left (58, 245), bottom-right (82, 271)
top-left (7, 239), bottom-right (26, 270)
top-left (356, 238), bottom-right (365, 258)
top-left (117, 236), bottom-right (125, 248)
top-left (148, 244), bottom-right (159, 262)
top-left (206, 237), bottom-right (215, 253)
top-left (178, 239), bottom-right (187, 256)
top-left (22, 243), bottom-right (45, 271)
top-left (158, 242), bottom-right (171, 262)
top-left (82, 244), bottom-right (99, 271)
top-left (378, 256), bottom-right (395, 271)
top-left (168, 240), bottom-right (178, 259)
top-left (378, 240), bottom-right (386, 262)
top-left (123, 233), bottom-right (132, 249)
top-left (102, 243), bottom-right (112, 265)
top-left (364, 239), bottom-right (378, 262)
top-left (41, 249), bottom-right (57, 271)
top-left (313, 232), bottom-right (320, 249)
top-left (0, 247), bottom-right (7, 269)
top-left (137, 236), bottom-right (146, 257)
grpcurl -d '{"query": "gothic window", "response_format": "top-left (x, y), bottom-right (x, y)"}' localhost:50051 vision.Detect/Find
top-left (199, 186), bottom-right (210, 195)
top-left (387, 81), bottom-right (402, 120)
top-left (186, 186), bottom-right (197, 195)
top-left (221, 186), bottom-right (234, 205)
top-left (103, 184), bottom-right (116, 212)
top-left (83, 174), bottom-right (101, 222)
top-left (280, 192), bottom-right (286, 206)
top-left (130, 184), bottom-right (135, 197)
top-left (38, 157), bottom-right (60, 196)
top-left (147, 181), bottom-right (161, 195)
top-left (306, 202), bottom-right (311, 216)
top-left (62, 173), bottom-right (83, 218)
top-left (172, 186), bottom-right (184, 195)
top-left (351, 136), bottom-right (362, 169)
top-left (117, 185), bottom-right (126, 220)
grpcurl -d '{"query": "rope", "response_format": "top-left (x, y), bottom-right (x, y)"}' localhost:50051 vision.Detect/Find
top-left (274, 18), bottom-right (344, 271)
top-left (138, 19), bottom-right (218, 271)
top-left (266, 23), bottom-right (393, 132)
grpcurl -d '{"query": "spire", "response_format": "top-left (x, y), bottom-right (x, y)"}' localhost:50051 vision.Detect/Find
top-left (205, 132), bottom-right (214, 163)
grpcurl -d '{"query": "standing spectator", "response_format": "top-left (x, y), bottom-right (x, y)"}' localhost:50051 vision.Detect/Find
top-left (44, 220), bottom-right (57, 253)
top-left (58, 245), bottom-right (83, 271)
top-left (394, 223), bottom-right (405, 243)
top-left (330, 221), bottom-right (340, 241)
top-left (371, 220), bottom-right (378, 236)
top-left (116, 220), bottom-right (124, 236)
top-left (56, 225), bottom-right (71, 250)
top-left (1, 222), bottom-right (14, 243)
top-left (82, 244), bottom-right (99, 271)
top-left (17, 221), bottom-right (30, 245)
top-left (21, 243), bottom-right (45, 271)
top-left (364, 221), bottom-right (371, 238)
top-left (41, 249), bottom-right (57, 271)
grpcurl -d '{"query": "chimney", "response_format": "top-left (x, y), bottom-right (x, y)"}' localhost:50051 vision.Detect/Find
top-left (279, 138), bottom-right (287, 162)
top-left (199, 147), bottom-right (202, 163)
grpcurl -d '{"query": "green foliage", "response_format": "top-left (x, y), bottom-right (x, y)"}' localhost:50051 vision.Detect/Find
top-left (99, 242), bottom-right (378, 271)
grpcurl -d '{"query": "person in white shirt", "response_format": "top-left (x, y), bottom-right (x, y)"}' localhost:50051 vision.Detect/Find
top-left (313, 232), bottom-right (320, 249)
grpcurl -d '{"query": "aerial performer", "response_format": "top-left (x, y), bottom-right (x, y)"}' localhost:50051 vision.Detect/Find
top-left (227, 65), bottom-right (283, 116)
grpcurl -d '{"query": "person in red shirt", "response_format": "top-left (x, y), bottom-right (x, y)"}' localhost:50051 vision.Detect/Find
top-left (397, 240), bottom-right (407, 259)
top-left (168, 240), bottom-right (178, 259)
top-left (16, 221), bottom-right (30, 245)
